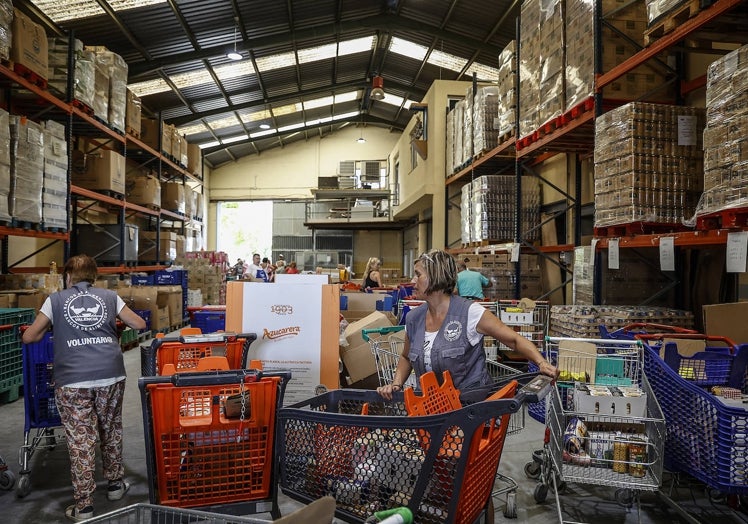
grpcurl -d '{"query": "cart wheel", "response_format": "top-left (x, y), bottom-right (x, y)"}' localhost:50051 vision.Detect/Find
top-left (555, 478), bottom-right (567, 494)
top-left (0, 469), bottom-right (15, 490)
top-left (503, 491), bottom-right (517, 519)
top-left (534, 483), bottom-right (548, 503)
top-left (15, 474), bottom-right (31, 498)
top-left (615, 488), bottom-right (633, 507)
top-left (524, 461), bottom-right (541, 479)
top-left (707, 488), bottom-right (726, 504)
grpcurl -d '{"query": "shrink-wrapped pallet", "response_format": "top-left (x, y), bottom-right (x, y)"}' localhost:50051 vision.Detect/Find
top-left (9, 116), bottom-right (44, 224)
top-left (0, 107), bottom-right (11, 222)
top-left (42, 120), bottom-right (68, 230)
top-left (0, 0), bottom-right (12, 62)
top-left (473, 86), bottom-right (499, 156)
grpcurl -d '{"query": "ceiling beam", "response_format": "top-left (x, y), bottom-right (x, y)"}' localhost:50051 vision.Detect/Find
top-left (167, 78), bottom-right (422, 127)
top-left (127, 13), bottom-right (500, 79)
top-left (202, 114), bottom-right (400, 157)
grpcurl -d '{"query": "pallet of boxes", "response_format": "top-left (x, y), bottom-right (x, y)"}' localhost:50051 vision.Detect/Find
top-left (118, 274), bottom-right (184, 337)
top-left (180, 251), bottom-right (228, 306)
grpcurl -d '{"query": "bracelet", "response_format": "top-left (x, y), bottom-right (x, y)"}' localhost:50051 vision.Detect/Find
top-left (391, 383), bottom-right (402, 390)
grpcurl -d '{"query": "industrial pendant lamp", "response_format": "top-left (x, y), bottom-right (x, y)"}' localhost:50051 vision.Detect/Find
top-left (370, 75), bottom-right (385, 101)
top-left (227, 25), bottom-right (242, 61)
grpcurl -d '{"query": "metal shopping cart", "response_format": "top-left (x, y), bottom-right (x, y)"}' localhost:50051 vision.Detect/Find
top-left (79, 502), bottom-right (275, 523)
top-left (527, 337), bottom-right (666, 523)
top-left (17, 332), bottom-right (61, 498)
top-left (362, 326), bottom-right (415, 388)
top-left (140, 332), bottom-right (258, 376)
top-left (138, 368), bottom-right (292, 518)
top-left (277, 371), bottom-right (552, 524)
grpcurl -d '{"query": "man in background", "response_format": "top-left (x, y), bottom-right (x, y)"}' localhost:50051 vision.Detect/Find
top-left (455, 259), bottom-right (491, 300)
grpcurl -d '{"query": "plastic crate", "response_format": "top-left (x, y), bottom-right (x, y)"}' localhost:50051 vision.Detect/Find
top-left (155, 269), bottom-right (186, 285)
top-left (0, 307), bottom-right (36, 326)
top-left (22, 332), bottom-right (60, 428)
top-left (643, 343), bottom-right (748, 494)
top-left (133, 309), bottom-right (151, 333)
top-left (131, 274), bottom-right (155, 286)
top-left (139, 371), bottom-right (290, 510)
top-left (192, 310), bottom-right (226, 333)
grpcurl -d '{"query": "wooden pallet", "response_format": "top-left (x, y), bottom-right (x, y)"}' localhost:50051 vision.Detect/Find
top-left (72, 99), bottom-right (94, 116)
top-left (498, 128), bottom-right (516, 145)
top-left (644, 0), bottom-right (702, 46)
top-left (696, 206), bottom-right (748, 231)
top-left (13, 62), bottom-right (47, 89)
top-left (126, 125), bottom-right (141, 139)
top-left (594, 221), bottom-right (691, 237)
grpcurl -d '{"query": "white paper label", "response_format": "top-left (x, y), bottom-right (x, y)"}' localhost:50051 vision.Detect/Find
top-left (726, 231), bottom-right (748, 273)
top-left (677, 115), bottom-right (697, 146)
top-left (659, 237), bottom-right (675, 271)
top-left (510, 243), bottom-right (520, 262)
top-left (608, 239), bottom-right (620, 270)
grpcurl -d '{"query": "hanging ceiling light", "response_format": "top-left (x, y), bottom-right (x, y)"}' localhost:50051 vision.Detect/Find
top-left (357, 135), bottom-right (366, 144)
top-left (226, 25), bottom-right (243, 61)
top-left (370, 75), bottom-right (385, 101)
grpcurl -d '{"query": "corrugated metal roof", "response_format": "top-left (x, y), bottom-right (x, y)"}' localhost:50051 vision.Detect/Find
top-left (18, 0), bottom-right (520, 166)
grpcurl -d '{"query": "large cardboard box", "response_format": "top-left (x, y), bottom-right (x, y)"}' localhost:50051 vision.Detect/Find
top-left (152, 305), bottom-right (170, 332)
top-left (17, 292), bottom-right (48, 312)
top-left (157, 285), bottom-right (183, 327)
top-left (161, 182), bottom-right (185, 214)
top-left (71, 149), bottom-right (126, 194)
top-left (12, 9), bottom-right (48, 80)
top-left (139, 118), bottom-right (159, 150)
top-left (703, 302), bottom-right (748, 345)
top-left (125, 89), bottom-right (141, 136)
top-left (126, 174), bottom-right (160, 207)
top-left (187, 143), bottom-right (202, 175)
top-left (340, 311), bottom-right (397, 384)
top-left (139, 231), bottom-right (177, 261)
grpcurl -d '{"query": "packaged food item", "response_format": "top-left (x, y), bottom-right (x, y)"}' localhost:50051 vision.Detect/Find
top-left (563, 417), bottom-right (588, 455)
top-left (628, 437), bottom-right (647, 478)
top-left (613, 437), bottom-right (628, 473)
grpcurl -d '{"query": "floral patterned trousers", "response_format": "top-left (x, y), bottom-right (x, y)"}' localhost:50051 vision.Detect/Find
top-left (54, 380), bottom-right (126, 509)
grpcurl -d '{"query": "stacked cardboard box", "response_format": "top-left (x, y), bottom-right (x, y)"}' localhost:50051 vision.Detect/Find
top-left (118, 285), bottom-right (180, 332)
top-left (0, 108), bottom-right (10, 222)
top-left (594, 102), bottom-right (705, 227)
top-left (538, 0), bottom-right (565, 127)
top-left (453, 99), bottom-right (467, 170)
top-left (9, 116), bottom-right (44, 224)
top-left (497, 40), bottom-right (517, 138)
top-left (0, 0), bottom-right (11, 61)
top-left (467, 175), bottom-right (540, 244)
top-left (162, 181), bottom-right (186, 214)
top-left (182, 251), bottom-right (229, 305)
top-left (519, 0), bottom-right (540, 138)
top-left (446, 110), bottom-right (455, 176)
top-left (48, 37), bottom-right (96, 108)
top-left (463, 86), bottom-right (474, 162)
top-left (71, 144), bottom-right (126, 195)
top-left (42, 120), bottom-right (68, 230)
top-left (460, 183), bottom-right (472, 244)
top-left (139, 231), bottom-right (177, 262)
top-left (187, 143), bottom-right (202, 177)
top-left (699, 45), bottom-right (748, 217)
top-left (572, 245), bottom-right (594, 304)
top-left (126, 173), bottom-right (160, 208)
top-left (478, 252), bottom-right (543, 300)
top-left (126, 89), bottom-right (141, 136)
top-left (161, 122), bottom-right (174, 158)
top-left (550, 304), bottom-right (694, 338)
top-left (473, 86), bottom-right (499, 156)
top-left (98, 50), bottom-right (128, 132)
top-left (11, 9), bottom-right (48, 81)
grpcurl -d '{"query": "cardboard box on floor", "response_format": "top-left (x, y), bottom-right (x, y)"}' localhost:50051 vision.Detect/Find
top-left (340, 310), bottom-right (398, 384)
top-left (703, 302), bottom-right (748, 345)
top-left (157, 285), bottom-right (183, 327)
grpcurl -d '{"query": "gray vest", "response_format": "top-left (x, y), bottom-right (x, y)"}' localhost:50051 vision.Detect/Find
top-left (50, 282), bottom-right (125, 387)
top-left (405, 295), bottom-right (490, 390)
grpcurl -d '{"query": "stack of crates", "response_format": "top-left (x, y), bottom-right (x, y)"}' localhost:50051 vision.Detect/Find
top-left (155, 269), bottom-right (189, 324)
top-left (191, 310), bottom-right (226, 333)
top-left (0, 308), bottom-right (36, 403)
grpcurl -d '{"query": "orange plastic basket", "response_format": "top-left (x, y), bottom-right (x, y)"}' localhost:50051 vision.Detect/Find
top-left (147, 375), bottom-right (280, 508)
top-left (156, 339), bottom-right (246, 375)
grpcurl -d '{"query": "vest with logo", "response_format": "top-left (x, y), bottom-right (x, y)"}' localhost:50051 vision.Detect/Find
top-left (405, 295), bottom-right (490, 390)
top-left (50, 282), bottom-right (125, 387)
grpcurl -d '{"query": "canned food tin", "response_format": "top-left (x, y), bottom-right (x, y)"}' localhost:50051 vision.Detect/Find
top-left (613, 437), bottom-right (628, 473)
top-left (628, 437), bottom-right (647, 478)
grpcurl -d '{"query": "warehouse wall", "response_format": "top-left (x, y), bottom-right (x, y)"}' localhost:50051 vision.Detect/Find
top-left (388, 79), bottom-right (473, 250)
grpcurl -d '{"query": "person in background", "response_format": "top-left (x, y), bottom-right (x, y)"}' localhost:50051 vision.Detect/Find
top-left (455, 259), bottom-right (491, 300)
top-left (286, 261), bottom-right (300, 274)
top-left (275, 254), bottom-right (287, 274)
top-left (232, 258), bottom-right (244, 278)
top-left (362, 257), bottom-right (383, 289)
top-left (21, 255), bottom-right (146, 522)
top-left (261, 257), bottom-right (275, 282)
top-left (377, 249), bottom-right (557, 401)
top-left (246, 253), bottom-right (267, 281)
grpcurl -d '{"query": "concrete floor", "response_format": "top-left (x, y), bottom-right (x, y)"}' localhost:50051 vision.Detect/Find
top-left (0, 338), bottom-right (746, 523)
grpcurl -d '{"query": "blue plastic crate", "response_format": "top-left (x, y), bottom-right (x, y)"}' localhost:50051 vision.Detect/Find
top-left (155, 269), bottom-right (185, 285)
top-left (192, 310), bottom-right (226, 333)
top-left (131, 274), bottom-right (155, 286)
top-left (22, 332), bottom-right (60, 429)
top-left (133, 309), bottom-right (152, 332)
top-left (643, 344), bottom-right (748, 494)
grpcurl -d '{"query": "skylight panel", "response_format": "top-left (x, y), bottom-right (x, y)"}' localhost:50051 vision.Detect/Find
top-left (129, 78), bottom-right (171, 97)
top-left (30, 0), bottom-right (165, 23)
top-left (256, 51), bottom-right (296, 72)
top-left (379, 93), bottom-right (413, 109)
top-left (428, 49), bottom-right (467, 73)
top-left (250, 129), bottom-right (276, 138)
top-left (303, 91), bottom-right (359, 110)
top-left (199, 140), bottom-right (220, 149)
top-left (278, 122), bottom-right (305, 133)
top-left (390, 38), bottom-right (427, 61)
top-left (465, 63), bottom-right (499, 81)
top-left (178, 122), bottom-right (208, 136)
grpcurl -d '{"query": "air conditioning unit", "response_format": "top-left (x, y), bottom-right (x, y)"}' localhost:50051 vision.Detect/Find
top-left (338, 160), bottom-right (355, 177)
top-left (362, 161), bottom-right (381, 182)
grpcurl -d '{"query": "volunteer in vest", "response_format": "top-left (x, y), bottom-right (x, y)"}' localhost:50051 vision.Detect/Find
top-left (22, 255), bottom-right (146, 522)
top-left (377, 249), bottom-right (557, 400)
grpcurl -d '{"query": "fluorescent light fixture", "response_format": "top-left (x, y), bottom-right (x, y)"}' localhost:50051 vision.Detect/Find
top-left (249, 129), bottom-right (276, 138)
top-left (30, 0), bottom-right (165, 22)
top-left (199, 140), bottom-right (221, 149)
top-left (259, 123), bottom-right (271, 130)
top-left (357, 136), bottom-right (366, 144)
top-left (221, 134), bottom-right (247, 144)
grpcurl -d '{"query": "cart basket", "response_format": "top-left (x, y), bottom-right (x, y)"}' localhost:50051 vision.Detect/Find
top-left (140, 332), bottom-right (257, 376)
top-left (138, 369), bottom-right (292, 517)
top-left (277, 373), bottom-right (551, 524)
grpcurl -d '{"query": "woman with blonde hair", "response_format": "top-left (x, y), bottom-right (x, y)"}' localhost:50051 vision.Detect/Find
top-left (362, 257), bottom-right (383, 289)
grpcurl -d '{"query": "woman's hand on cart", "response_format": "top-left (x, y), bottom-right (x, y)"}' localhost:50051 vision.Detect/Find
top-left (537, 359), bottom-right (560, 379)
top-left (376, 382), bottom-right (403, 401)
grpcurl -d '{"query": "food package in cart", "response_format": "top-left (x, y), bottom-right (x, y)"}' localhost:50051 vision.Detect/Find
top-left (352, 430), bottom-right (423, 500)
top-left (562, 417), bottom-right (592, 466)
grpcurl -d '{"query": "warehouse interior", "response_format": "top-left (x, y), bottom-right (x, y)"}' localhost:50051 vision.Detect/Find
top-left (0, 0), bottom-right (746, 522)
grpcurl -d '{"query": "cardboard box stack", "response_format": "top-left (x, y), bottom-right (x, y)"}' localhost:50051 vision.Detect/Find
top-left (537, 0), bottom-right (565, 128)
top-left (139, 230), bottom-right (177, 262)
top-left (42, 120), bottom-right (68, 230)
top-left (698, 45), bottom-right (748, 217)
top-left (460, 183), bottom-right (472, 245)
top-left (9, 116), bottom-right (44, 224)
top-left (466, 174), bottom-right (540, 244)
top-left (126, 173), bottom-right (160, 208)
top-left (478, 252), bottom-right (543, 300)
top-left (138, 117), bottom-right (159, 150)
top-left (594, 102), bottom-right (705, 228)
top-left (187, 143), bottom-right (202, 177)
top-left (462, 86), bottom-right (474, 163)
top-left (71, 144), bottom-right (126, 195)
top-left (11, 9), bottom-right (48, 81)
top-left (87, 48), bottom-right (109, 121)
top-left (182, 251), bottom-right (229, 305)
top-left (340, 310), bottom-right (399, 386)
top-left (161, 122), bottom-right (174, 158)
top-left (452, 99), bottom-right (466, 171)
top-left (572, 245), bottom-right (594, 304)
top-left (446, 110), bottom-right (455, 176)
top-left (48, 37), bottom-right (96, 109)
top-left (473, 86), bottom-right (499, 156)
top-left (0, 0), bottom-right (11, 61)
top-left (497, 40), bottom-right (517, 139)
top-left (0, 272), bottom-right (63, 311)
top-left (0, 108), bottom-right (11, 223)
top-left (97, 49), bottom-right (128, 132)
top-left (550, 304), bottom-right (694, 338)
top-left (519, 0), bottom-right (540, 138)
top-left (162, 181), bottom-right (186, 214)
top-left (126, 89), bottom-right (141, 137)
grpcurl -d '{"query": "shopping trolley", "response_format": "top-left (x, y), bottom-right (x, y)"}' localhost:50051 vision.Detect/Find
top-left (17, 332), bottom-right (61, 498)
top-left (362, 326), bottom-right (415, 388)
top-left (140, 332), bottom-right (258, 376)
top-left (138, 368), bottom-right (291, 518)
top-left (599, 322), bottom-right (698, 341)
top-left (526, 337), bottom-right (666, 523)
top-left (79, 502), bottom-right (274, 523)
top-left (277, 370), bottom-right (552, 524)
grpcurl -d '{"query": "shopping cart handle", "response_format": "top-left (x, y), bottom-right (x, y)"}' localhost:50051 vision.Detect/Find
top-left (518, 375), bottom-right (553, 404)
top-left (362, 325), bottom-right (405, 342)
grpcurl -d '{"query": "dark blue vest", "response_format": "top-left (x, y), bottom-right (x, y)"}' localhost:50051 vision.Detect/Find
top-left (49, 282), bottom-right (125, 387)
